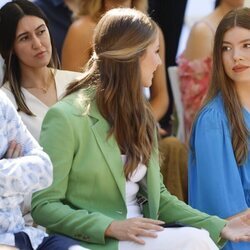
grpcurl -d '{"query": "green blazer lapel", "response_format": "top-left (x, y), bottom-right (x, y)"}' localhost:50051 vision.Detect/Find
top-left (89, 103), bottom-right (126, 203)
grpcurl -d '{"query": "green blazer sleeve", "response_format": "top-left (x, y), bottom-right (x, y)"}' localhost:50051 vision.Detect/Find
top-left (140, 150), bottom-right (227, 248)
top-left (158, 184), bottom-right (227, 248)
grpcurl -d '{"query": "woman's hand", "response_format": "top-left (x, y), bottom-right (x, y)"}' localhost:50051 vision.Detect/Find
top-left (105, 218), bottom-right (164, 244)
top-left (4, 140), bottom-right (22, 158)
top-left (221, 212), bottom-right (250, 242)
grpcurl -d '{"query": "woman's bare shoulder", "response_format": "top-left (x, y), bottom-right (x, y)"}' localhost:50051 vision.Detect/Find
top-left (69, 15), bottom-right (97, 34)
top-left (191, 20), bottom-right (214, 37)
top-left (183, 19), bottom-right (215, 60)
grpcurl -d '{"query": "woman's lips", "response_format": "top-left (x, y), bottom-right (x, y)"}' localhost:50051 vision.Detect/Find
top-left (232, 65), bottom-right (249, 72)
top-left (35, 51), bottom-right (46, 58)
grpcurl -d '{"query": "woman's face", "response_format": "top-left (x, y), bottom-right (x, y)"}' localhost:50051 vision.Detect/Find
top-left (13, 15), bottom-right (52, 70)
top-left (222, 26), bottom-right (250, 86)
top-left (139, 34), bottom-right (161, 88)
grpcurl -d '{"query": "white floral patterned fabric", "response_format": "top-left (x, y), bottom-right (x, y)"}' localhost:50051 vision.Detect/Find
top-left (0, 90), bottom-right (52, 249)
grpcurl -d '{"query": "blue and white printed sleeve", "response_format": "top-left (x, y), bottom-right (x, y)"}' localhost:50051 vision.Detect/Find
top-left (0, 90), bottom-right (52, 197)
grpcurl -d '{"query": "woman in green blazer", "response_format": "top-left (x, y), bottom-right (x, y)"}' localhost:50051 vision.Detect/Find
top-left (32, 8), bottom-right (250, 250)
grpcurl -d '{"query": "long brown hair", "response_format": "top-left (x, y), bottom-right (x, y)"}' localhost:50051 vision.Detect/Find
top-left (75, 0), bottom-right (148, 20)
top-left (0, 0), bottom-right (59, 115)
top-left (197, 7), bottom-right (250, 165)
top-left (66, 8), bottom-right (157, 178)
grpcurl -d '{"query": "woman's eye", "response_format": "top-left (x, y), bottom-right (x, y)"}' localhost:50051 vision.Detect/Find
top-left (19, 36), bottom-right (28, 42)
top-left (37, 29), bottom-right (46, 36)
top-left (244, 43), bottom-right (250, 48)
top-left (222, 46), bottom-right (231, 52)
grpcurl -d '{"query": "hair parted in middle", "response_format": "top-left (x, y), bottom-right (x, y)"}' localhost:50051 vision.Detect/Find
top-left (66, 8), bottom-right (158, 178)
top-left (199, 7), bottom-right (250, 166)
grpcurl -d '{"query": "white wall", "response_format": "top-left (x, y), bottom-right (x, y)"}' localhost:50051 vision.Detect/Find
top-left (244, 0), bottom-right (250, 6)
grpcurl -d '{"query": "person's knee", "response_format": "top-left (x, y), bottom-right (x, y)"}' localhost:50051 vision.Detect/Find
top-left (159, 136), bottom-right (187, 158)
top-left (183, 228), bottom-right (218, 250)
top-left (39, 234), bottom-right (86, 250)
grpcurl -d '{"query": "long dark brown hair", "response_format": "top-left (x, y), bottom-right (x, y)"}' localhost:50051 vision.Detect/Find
top-left (66, 8), bottom-right (157, 178)
top-left (0, 0), bottom-right (59, 115)
top-left (197, 8), bottom-right (250, 165)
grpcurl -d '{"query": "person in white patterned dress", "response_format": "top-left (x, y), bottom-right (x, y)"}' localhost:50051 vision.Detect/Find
top-left (0, 90), bottom-right (89, 249)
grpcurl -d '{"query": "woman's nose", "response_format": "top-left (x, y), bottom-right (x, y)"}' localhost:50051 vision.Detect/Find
top-left (32, 36), bottom-right (42, 49)
top-left (157, 54), bottom-right (162, 66)
top-left (233, 48), bottom-right (244, 62)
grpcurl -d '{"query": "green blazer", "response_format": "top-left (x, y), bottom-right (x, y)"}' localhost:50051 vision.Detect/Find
top-left (32, 90), bottom-right (226, 250)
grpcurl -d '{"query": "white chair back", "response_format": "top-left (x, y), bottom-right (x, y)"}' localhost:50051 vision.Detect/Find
top-left (168, 66), bottom-right (185, 143)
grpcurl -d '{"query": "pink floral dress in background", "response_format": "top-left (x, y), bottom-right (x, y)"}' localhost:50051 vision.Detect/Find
top-left (177, 55), bottom-right (212, 141)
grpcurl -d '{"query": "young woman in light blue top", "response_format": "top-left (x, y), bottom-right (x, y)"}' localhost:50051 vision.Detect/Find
top-left (189, 7), bottom-right (250, 250)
